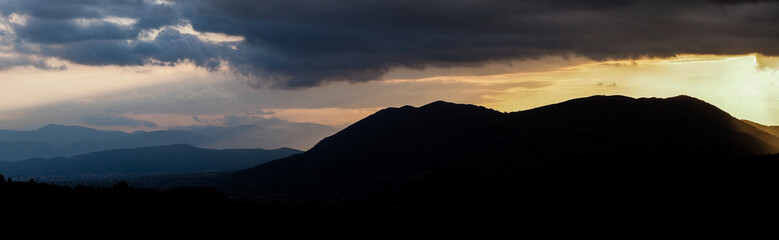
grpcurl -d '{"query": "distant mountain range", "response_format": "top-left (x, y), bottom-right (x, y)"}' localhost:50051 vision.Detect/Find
top-left (0, 144), bottom-right (301, 178)
top-left (743, 119), bottom-right (779, 137)
top-left (3, 95), bottom-right (778, 211)
top-left (0, 124), bottom-right (329, 161)
top-left (0, 124), bottom-right (128, 148)
top-left (221, 95), bottom-right (779, 207)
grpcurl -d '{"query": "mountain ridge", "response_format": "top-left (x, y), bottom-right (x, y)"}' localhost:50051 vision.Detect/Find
top-left (0, 123), bottom-right (332, 161)
top-left (222, 95), bottom-right (779, 205)
top-left (743, 119), bottom-right (779, 137)
top-left (0, 124), bottom-right (128, 148)
top-left (0, 144), bottom-right (302, 178)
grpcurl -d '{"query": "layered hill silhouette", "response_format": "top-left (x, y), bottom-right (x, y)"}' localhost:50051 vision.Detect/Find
top-left (223, 95), bottom-right (779, 207)
top-left (744, 119), bottom-right (779, 137)
top-left (0, 124), bottom-right (330, 161)
top-left (0, 124), bottom-right (127, 147)
top-left (0, 144), bottom-right (301, 178)
top-left (0, 126), bottom-right (211, 161)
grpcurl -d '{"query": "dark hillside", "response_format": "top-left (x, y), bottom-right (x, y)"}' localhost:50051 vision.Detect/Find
top-left (224, 96), bottom-right (779, 207)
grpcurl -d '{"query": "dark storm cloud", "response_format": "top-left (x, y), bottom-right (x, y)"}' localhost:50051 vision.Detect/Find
top-left (0, 55), bottom-right (65, 71)
top-left (81, 114), bottom-right (158, 128)
top-left (0, 0), bottom-right (177, 24)
top-left (2, 0), bottom-right (779, 88)
top-left (17, 19), bottom-right (138, 44)
top-left (11, 2), bottom-right (181, 44)
top-left (37, 28), bottom-right (229, 67)
top-left (177, 0), bottom-right (779, 87)
top-left (1, 0), bottom-right (193, 67)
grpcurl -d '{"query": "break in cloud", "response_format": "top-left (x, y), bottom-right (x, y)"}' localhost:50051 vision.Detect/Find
top-left (1, 0), bottom-right (779, 88)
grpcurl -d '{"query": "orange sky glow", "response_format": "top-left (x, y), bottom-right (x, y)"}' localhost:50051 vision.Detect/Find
top-left (1, 53), bottom-right (777, 133)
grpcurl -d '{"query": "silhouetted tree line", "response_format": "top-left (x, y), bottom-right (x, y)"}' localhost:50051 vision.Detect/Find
top-left (0, 173), bottom-right (423, 225)
top-left (0, 173), bottom-right (235, 216)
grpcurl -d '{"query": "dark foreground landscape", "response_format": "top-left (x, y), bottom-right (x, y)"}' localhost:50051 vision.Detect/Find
top-left (2, 95), bottom-right (779, 224)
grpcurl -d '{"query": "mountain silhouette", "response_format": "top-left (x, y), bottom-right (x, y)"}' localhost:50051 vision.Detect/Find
top-left (223, 95), bottom-right (779, 207)
top-left (0, 124), bottom-right (323, 161)
top-left (0, 124), bottom-right (131, 160)
top-left (743, 119), bottom-right (779, 137)
top-left (61, 130), bottom-right (213, 156)
top-left (0, 128), bottom-right (212, 161)
top-left (0, 141), bottom-right (59, 161)
top-left (0, 144), bottom-right (301, 178)
top-left (0, 124), bottom-right (128, 148)
top-left (503, 95), bottom-right (779, 158)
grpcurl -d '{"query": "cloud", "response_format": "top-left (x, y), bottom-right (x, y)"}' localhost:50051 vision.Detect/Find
top-left (755, 54), bottom-right (779, 71)
top-left (16, 18), bottom-right (139, 44)
top-left (0, 0), bottom-right (205, 69)
top-left (596, 82), bottom-right (618, 87)
top-left (221, 114), bottom-right (285, 128)
top-left (81, 114), bottom-right (158, 128)
top-left (175, 0), bottom-right (779, 88)
top-left (2, 0), bottom-right (779, 88)
top-left (192, 115), bottom-right (209, 125)
top-left (255, 110), bottom-right (275, 115)
top-left (36, 28), bottom-right (231, 68)
top-left (0, 55), bottom-right (65, 70)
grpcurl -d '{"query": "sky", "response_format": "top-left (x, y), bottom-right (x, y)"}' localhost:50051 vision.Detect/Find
top-left (1, 0), bottom-right (779, 150)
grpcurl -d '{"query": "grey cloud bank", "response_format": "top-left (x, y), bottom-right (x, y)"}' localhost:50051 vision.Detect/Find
top-left (1, 0), bottom-right (778, 88)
